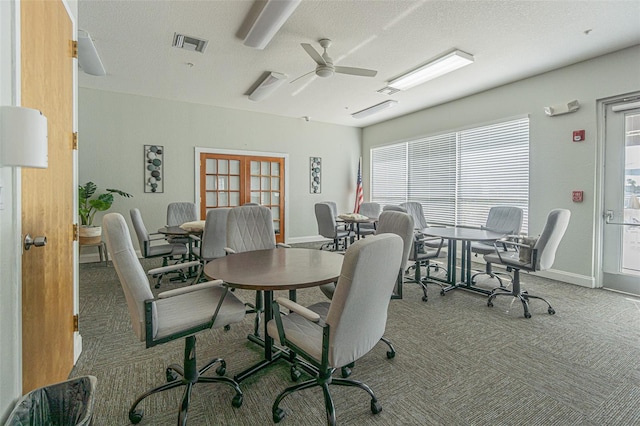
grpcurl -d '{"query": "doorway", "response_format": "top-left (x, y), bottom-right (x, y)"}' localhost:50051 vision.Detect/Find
top-left (601, 93), bottom-right (640, 295)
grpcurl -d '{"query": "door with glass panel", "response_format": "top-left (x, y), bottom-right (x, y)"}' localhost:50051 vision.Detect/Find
top-left (602, 96), bottom-right (640, 294)
top-left (200, 153), bottom-right (285, 243)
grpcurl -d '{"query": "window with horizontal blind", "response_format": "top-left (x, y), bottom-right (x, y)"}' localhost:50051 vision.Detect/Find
top-left (371, 117), bottom-right (529, 232)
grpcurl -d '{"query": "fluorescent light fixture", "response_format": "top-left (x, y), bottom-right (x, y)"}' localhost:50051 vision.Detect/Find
top-left (77, 30), bottom-right (106, 76)
top-left (388, 50), bottom-right (473, 91)
top-left (351, 100), bottom-right (398, 119)
top-left (0, 106), bottom-right (48, 168)
top-left (249, 72), bottom-right (287, 101)
top-left (243, 0), bottom-right (301, 49)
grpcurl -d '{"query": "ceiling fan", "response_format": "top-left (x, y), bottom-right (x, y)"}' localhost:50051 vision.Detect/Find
top-left (292, 39), bottom-right (377, 83)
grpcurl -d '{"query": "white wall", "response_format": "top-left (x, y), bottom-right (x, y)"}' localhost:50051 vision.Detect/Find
top-left (362, 45), bottom-right (640, 287)
top-left (0, 1), bottom-right (22, 421)
top-left (78, 88), bottom-right (361, 247)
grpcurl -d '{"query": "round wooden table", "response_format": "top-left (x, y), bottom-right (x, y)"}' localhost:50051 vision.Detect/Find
top-left (204, 248), bottom-right (344, 382)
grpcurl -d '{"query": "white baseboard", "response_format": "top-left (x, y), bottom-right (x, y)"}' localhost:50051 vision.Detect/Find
top-left (73, 332), bottom-right (82, 364)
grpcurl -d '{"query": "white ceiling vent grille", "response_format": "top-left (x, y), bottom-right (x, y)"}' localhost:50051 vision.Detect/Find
top-left (377, 86), bottom-right (400, 96)
top-left (172, 33), bottom-right (208, 53)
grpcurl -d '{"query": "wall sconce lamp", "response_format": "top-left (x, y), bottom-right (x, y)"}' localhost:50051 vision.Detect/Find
top-left (249, 72), bottom-right (287, 101)
top-left (241, 0), bottom-right (301, 50)
top-left (78, 30), bottom-right (106, 76)
top-left (0, 106), bottom-right (48, 168)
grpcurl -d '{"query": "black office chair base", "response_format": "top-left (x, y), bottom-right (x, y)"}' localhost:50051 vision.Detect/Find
top-left (487, 286), bottom-right (556, 319)
top-left (127, 335), bottom-right (243, 425)
top-left (471, 262), bottom-right (512, 288)
top-left (339, 337), bottom-right (395, 378)
top-left (272, 370), bottom-right (381, 426)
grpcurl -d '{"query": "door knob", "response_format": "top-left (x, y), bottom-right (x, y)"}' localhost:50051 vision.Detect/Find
top-left (24, 234), bottom-right (47, 250)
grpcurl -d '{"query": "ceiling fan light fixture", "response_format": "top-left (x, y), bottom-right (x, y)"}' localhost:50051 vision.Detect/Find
top-left (249, 72), bottom-right (288, 101)
top-left (243, 0), bottom-right (301, 50)
top-left (351, 100), bottom-right (398, 119)
top-left (77, 30), bottom-right (106, 76)
top-left (388, 50), bottom-right (474, 91)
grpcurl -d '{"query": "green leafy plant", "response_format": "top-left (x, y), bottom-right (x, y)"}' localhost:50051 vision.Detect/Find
top-left (79, 181), bottom-right (132, 226)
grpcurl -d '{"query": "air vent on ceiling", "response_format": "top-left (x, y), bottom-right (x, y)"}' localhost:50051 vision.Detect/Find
top-left (377, 86), bottom-right (400, 96)
top-left (172, 33), bottom-right (208, 53)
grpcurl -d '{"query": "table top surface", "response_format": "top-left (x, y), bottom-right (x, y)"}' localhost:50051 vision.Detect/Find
top-left (421, 227), bottom-right (505, 242)
top-left (204, 248), bottom-right (344, 291)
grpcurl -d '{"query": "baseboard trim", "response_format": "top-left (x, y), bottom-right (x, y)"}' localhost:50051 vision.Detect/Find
top-left (73, 332), bottom-right (82, 364)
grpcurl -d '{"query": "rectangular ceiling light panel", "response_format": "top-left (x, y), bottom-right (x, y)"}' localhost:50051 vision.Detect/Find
top-left (352, 100), bottom-right (399, 119)
top-left (243, 0), bottom-right (301, 50)
top-left (249, 72), bottom-right (288, 101)
top-left (388, 50), bottom-right (474, 91)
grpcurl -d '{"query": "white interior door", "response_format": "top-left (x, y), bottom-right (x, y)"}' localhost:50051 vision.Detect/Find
top-left (602, 95), bottom-right (640, 295)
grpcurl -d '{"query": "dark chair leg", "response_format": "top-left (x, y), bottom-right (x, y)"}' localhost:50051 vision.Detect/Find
top-left (487, 270), bottom-right (555, 318)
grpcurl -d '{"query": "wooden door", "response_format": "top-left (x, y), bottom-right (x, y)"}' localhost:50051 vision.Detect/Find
top-left (21, 0), bottom-right (75, 392)
top-left (200, 153), bottom-right (286, 243)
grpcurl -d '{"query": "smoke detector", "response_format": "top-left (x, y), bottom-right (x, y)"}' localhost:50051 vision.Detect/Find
top-left (172, 33), bottom-right (208, 53)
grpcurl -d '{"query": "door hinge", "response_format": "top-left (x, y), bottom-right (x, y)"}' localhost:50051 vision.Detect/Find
top-left (72, 132), bottom-right (78, 150)
top-left (73, 314), bottom-right (79, 332)
top-left (73, 223), bottom-right (79, 241)
top-left (71, 40), bottom-right (78, 58)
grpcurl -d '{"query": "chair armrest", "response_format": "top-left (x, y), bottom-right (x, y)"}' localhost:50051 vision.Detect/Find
top-left (275, 297), bottom-right (320, 322)
top-left (276, 243), bottom-right (291, 248)
top-left (224, 247), bottom-right (236, 255)
top-left (157, 280), bottom-right (224, 299)
top-left (147, 260), bottom-right (201, 277)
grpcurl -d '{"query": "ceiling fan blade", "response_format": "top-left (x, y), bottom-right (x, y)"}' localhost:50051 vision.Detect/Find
top-left (290, 70), bottom-right (316, 84)
top-left (301, 43), bottom-right (326, 66)
top-left (334, 66), bottom-right (377, 77)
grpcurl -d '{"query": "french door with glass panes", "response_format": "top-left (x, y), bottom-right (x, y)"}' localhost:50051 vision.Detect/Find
top-left (199, 153), bottom-right (285, 243)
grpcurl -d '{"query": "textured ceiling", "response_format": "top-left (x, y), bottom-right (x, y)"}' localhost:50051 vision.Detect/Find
top-left (77, 0), bottom-right (640, 128)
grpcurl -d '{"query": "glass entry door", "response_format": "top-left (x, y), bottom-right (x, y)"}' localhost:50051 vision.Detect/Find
top-left (602, 96), bottom-right (640, 294)
top-left (200, 153), bottom-right (285, 243)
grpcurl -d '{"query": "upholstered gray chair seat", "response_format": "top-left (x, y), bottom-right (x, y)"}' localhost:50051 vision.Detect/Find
top-left (147, 243), bottom-right (187, 258)
top-left (154, 284), bottom-right (245, 340)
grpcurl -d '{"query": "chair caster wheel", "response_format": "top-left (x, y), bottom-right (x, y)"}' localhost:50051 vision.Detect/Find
top-left (290, 365), bottom-right (301, 382)
top-left (216, 361), bottom-right (226, 376)
top-left (440, 290), bottom-right (445, 296)
top-left (273, 407), bottom-right (285, 423)
top-left (341, 366), bottom-right (352, 378)
top-left (129, 409), bottom-right (143, 424)
top-left (487, 300), bottom-right (494, 307)
top-left (166, 368), bottom-right (178, 382)
top-left (386, 350), bottom-right (395, 359)
top-left (421, 295), bottom-right (428, 302)
top-left (548, 307), bottom-right (556, 315)
top-left (224, 324), bottom-right (231, 331)
top-left (524, 312), bottom-right (532, 319)
top-left (154, 283), bottom-right (161, 289)
top-left (370, 400), bottom-right (382, 415)
top-left (231, 393), bottom-right (243, 408)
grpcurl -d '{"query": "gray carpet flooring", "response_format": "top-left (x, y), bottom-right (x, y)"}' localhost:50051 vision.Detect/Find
top-left (71, 248), bottom-right (640, 425)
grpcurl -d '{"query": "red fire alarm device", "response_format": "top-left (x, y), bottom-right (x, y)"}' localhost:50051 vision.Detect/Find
top-left (573, 130), bottom-right (585, 142)
top-left (572, 190), bottom-right (584, 202)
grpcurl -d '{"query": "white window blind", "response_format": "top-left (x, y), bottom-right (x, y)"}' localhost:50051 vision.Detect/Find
top-left (371, 117), bottom-right (529, 232)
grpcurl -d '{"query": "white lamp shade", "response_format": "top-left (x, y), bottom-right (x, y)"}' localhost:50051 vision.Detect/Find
top-left (0, 106), bottom-right (48, 168)
top-left (78, 31), bottom-right (106, 76)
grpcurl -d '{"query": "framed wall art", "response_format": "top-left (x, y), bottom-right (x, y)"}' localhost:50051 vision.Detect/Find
top-left (144, 145), bottom-right (163, 193)
top-left (310, 156), bottom-right (321, 194)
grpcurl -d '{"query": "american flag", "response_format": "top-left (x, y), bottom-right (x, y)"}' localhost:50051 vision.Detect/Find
top-left (353, 158), bottom-right (364, 213)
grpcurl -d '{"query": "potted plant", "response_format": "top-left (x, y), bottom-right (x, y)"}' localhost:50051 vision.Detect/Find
top-left (78, 181), bottom-right (132, 244)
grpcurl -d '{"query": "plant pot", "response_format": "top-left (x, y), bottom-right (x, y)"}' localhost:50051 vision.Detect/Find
top-left (79, 226), bottom-right (102, 245)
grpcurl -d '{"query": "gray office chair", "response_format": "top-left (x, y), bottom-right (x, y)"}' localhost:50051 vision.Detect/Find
top-left (356, 202), bottom-right (381, 237)
top-left (470, 206), bottom-right (523, 286)
top-left (315, 202), bottom-right (354, 251)
top-left (192, 208), bottom-right (230, 263)
top-left (267, 234), bottom-right (403, 425)
top-left (225, 205), bottom-right (290, 337)
top-left (130, 208), bottom-right (190, 287)
top-left (318, 210), bottom-right (414, 377)
top-left (485, 209), bottom-right (570, 318)
top-left (166, 202), bottom-right (199, 244)
top-left (103, 213), bottom-right (246, 425)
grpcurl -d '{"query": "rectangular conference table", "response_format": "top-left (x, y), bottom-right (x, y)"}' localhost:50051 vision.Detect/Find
top-left (204, 248), bottom-right (344, 383)
top-left (421, 227), bottom-right (505, 296)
